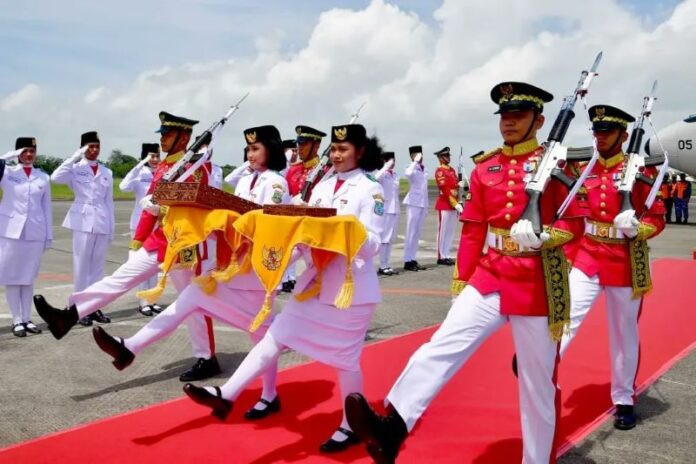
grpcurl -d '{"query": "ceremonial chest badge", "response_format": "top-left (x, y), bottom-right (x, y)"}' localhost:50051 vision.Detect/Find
top-left (373, 194), bottom-right (385, 216)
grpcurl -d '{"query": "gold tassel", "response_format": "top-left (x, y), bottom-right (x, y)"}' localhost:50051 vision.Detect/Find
top-left (249, 293), bottom-right (272, 333)
top-left (333, 265), bottom-right (354, 309)
top-left (137, 274), bottom-right (167, 304)
top-left (193, 274), bottom-right (217, 295)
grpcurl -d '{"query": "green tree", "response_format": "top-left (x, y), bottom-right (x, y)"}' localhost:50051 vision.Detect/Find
top-left (106, 149), bottom-right (138, 178)
top-left (34, 155), bottom-right (63, 174)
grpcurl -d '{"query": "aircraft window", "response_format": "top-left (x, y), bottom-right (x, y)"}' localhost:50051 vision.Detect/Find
top-left (684, 114), bottom-right (696, 123)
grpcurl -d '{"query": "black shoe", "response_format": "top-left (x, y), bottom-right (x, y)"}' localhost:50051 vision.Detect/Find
top-left (33, 295), bottom-right (79, 340)
top-left (179, 356), bottom-right (221, 382)
top-left (445, 258), bottom-right (455, 266)
top-left (437, 259), bottom-right (449, 265)
top-left (12, 324), bottom-right (26, 338)
top-left (244, 396), bottom-right (281, 420)
top-left (345, 393), bottom-right (408, 464)
top-left (23, 321), bottom-right (42, 334)
top-left (319, 427), bottom-right (360, 453)
top-left (377, 268), bottom-right (394, 276)
top-left (138, 305), bottom-right (155, 317)
top-left (412, 260), bottom-right (426, 270)
top-left (281, 280), bottom-right (295, 293)
top-left (92, 326), bottom-right (135, 370)
top-left (512, 353), bottom-right (518, 378)
top-left (183, 384), bottom-right (233, 420)
top-left (150, 304), bottom-right (163, 314)
top-left (387, 267), bottom-right (399, 275)
top-left (91, 310), bottom-right (111, 324)
top-left (78, 317), bottom-right (93, 327)
top-left (614, 404), bottom-right (637, 430)
top-left (403, 261), bottom-right (418, 272)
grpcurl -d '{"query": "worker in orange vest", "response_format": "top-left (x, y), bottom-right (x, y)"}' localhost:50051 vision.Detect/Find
top-left (659, 175), bottom-right (673, 223)
top-left (674, 173), bottom-right (691, 224)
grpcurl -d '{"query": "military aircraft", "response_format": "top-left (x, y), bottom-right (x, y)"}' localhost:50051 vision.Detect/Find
top-left (646, 114), bottom-right (696, 179)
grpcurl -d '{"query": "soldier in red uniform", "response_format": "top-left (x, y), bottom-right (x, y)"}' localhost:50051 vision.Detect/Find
top-left (434, 146), bottom-right (462, 265)
top-left (559, 105), bottom-right (665, 431)
top-left (34, 112), bottom-right (221, 382)
top-left (345, 82), bottom-right (585, 464)
top-left (285, 125), bottom-right (327, 198)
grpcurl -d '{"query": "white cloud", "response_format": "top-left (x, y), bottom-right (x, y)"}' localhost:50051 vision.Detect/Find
top-left (2, 0), bottom-right (695, 172)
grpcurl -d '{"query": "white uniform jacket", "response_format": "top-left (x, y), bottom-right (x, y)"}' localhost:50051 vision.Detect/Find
top-left (402, 161), bottom-right (428, 208)
top-left (119, 165), bottom-right (154, 231)
top-left (296, 168), bottom-right (384, 306)
top-left (375, 167), bottom-right (400, 215)
top-left (224, 163), bottom-right (252, 189)
top-left (227, 169), bottom-right (290, 290)
top-left (208, 164), bottom-right (224, 189)
top-left (0, 165), bottom-right (52, 242)
top-left (51, 159), bottom-right (115, 235)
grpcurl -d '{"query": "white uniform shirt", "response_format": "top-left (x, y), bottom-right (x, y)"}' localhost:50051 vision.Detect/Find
top-left (296, 168), bottom-right (384, 306)
top-left (224, 162), bottom-right (251, 189)
top-left (209, 164), bottom-right (224, 189)
top-left (119, 165), bottom-right (154, 231)
top-left (51, 159), bottom-right (115, 235)
top-left (402, 160), bottom-right (428, 208)
top-left (375, 166), bottom-right (400, 215)
top-left (0, 165), bottom-right (52, 242)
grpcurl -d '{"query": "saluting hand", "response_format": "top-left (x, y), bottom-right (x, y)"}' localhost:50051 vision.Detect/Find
top-left (0, 149), bottom-right (23, 161)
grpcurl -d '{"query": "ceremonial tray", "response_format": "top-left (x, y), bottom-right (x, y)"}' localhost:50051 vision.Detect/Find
top-left (153, 181), bottom-right (261, 214)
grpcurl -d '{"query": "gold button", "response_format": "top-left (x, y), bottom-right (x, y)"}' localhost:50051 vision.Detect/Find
top-left (506, 191), bottom-right (514, 198)
top-left (600, 202), bottom-right (606, 207)
top-left (603, 169), bottom-right (609, 173)
top-left (600, 193), bottom-right (606, 199)
top-left (601, 211), bottom-right (607, 215)
top-left (508, 180), bottom-right (515, 186)
top-left (601, 176), bottom-right (607, 181)
top-left (601, 185), bottom-right (607, 190)
top-left (504, 213), bottom-right (511, 221)
top-left (488, 181), bottom-right (493, 185)
top-left (506, 202), bottom-right (513, 208)
top-left (508, 169), bottom-right (515, 176)
top-left (510, 159), bottom-right (518, 165)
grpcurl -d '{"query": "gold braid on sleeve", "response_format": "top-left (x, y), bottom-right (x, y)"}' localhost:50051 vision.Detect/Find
top-left (635, 222), bottom-right (657, 241)
top-left (541, 227), bottom-right (574, 249)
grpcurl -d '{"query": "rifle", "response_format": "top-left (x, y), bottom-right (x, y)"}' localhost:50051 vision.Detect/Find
top-left (617, 81), bottom-right (666, 215)
top-left (299, 102), bottom-right (366, 201)
top-left (520, 52), bottom-right (602, 234)
top-left (163, 92), bottom-right (249, 182)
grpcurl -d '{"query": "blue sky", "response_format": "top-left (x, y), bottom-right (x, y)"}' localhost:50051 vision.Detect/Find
top-left (0, 0), bottom-right (680, 96)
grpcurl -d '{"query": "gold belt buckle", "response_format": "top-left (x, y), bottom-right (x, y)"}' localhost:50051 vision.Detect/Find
top-left (597, 224), bottom-right (610, 238)
top-left (502, 235), bottom-right (519, 253)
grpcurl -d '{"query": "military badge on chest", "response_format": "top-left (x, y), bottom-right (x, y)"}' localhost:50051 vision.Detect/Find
top-left (373, 194), bottom-right (385, 216)
top-left (271, 184), bottom-right (284, 204)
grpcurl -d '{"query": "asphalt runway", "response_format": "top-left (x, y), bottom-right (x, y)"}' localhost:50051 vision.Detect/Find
top-left (1, 193), bottom-right (695, 463)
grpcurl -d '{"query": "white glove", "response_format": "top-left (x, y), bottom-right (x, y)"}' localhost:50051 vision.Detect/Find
top-left (510, 219), bottom-right (550, 249)
top-left (613, 209), bottom-right (639, 238)
top-left (384, 158), bottom-right (394, 170)
top-left (458, 180), bottom-right (467, 188)
top-left (136, 154), bottom-right (152, 169)
top-left (414, 153), bottom-right (423, 163)
top-left (292, 194), bottom-right (308, 206)
top-left (0, 149), bottom-right (23, 161)
top-left (140, 194), bottom-right (161, 216)
top-left (455, 203), bottom-right (464, 214)
top-left (68, 146), bottom-right (88, 164)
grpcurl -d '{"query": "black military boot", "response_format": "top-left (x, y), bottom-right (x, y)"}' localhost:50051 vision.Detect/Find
top-left (92, 326), bottom-right (135, 370)
top-left (179, 356), bottom-right (221, 382)
top-left (345, 393), bottom-right (408, 464)
top-left (33, 295), bottom-right (79, 340)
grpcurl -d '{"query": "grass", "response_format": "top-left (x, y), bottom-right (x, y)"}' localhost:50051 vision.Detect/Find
top-left (49, 179), bottom-right (136, 201)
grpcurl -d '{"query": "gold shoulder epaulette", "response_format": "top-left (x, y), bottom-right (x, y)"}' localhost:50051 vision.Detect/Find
top-left (471, 148), bottom-right (499, 164)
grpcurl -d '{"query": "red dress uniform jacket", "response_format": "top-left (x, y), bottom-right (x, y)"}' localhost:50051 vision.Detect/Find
top-left (131, 152), bottom-right (211, 262)
top-left (453, 139), bottom-right (584, 317)
top-left (571, 153), bottom-right (665, 287)
top-left (434, 164), bottom-right (459, 211)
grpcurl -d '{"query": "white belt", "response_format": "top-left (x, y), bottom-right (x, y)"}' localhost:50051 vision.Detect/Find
top-left (584, 221), bottom-right (626, 239)
top-left (486, 229), bottom-right (538, 255)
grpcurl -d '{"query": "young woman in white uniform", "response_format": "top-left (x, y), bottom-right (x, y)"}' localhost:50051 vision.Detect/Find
top-left (181, 123), bottom-right (385, 454)
top-left (93, 125), bottom-right (290, 420)
top-left (0, 138), bottom-right (52, 337)
top-left (119, 143), bottom-right (161, 316)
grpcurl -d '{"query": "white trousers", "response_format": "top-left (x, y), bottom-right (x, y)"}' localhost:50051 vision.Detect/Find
top-left (5, 284), bottom-right (33, 325)
top-left (436, 210), bottom-right (458, 260)
top-left (379, 213), bottom-right (399, 269)
top-left (128, 249), bottom-right (159, 307)
top-left (560, 268), bottom-right (642, 406)
top-left (69, 247), bottom-right (214, 359)
top-left (72, 231), bottom-right (110, 292)
top-left (387, 286), bottom-right (559, 464)
top-left (404, 206), bottom-right (426, 262)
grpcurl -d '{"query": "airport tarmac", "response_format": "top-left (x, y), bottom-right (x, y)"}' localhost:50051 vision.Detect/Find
top-left (1, 193), bottom-right (695, 463)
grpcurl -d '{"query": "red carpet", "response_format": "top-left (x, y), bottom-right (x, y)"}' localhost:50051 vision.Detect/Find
top-left (2, 258), bottom-right (695, 463)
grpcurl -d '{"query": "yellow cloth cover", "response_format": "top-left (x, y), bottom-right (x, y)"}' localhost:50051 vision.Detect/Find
top-left (136, 207), bottom-right (243, 303)
top-left (233, 210), bottom-right (368, 332)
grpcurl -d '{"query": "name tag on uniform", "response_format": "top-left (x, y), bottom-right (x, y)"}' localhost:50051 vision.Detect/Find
top-left (7, 175), bottom-right (24, 184)
top-left (339, 199), bottom-right (348, 210)
top-left (488, 165), bottom-right (501, 172)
